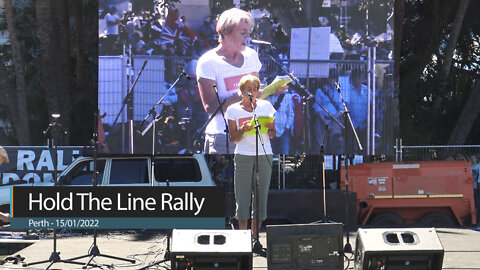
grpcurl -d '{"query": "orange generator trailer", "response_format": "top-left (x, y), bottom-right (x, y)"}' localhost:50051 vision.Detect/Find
top-left (341, 160), bottom-right (477, 226)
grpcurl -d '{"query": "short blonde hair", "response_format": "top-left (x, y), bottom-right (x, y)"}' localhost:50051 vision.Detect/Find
top-left (216, 8), bottom-right (254, 41)
top-left (239, 74), bottom-right (260, 93)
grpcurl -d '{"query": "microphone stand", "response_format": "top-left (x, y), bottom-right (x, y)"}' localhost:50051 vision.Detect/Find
top-left (66, 112), bottom-right (135, 267)
top-left (335, 82), bottom-right (363, 254)
top-left (336, 82), bottom-right (362, 153)
top-left (138, 181), bottom-right (171, 270)
top-left (191, 99), bottom-right (226, 152)
top-left (212, 85), bottom-right (236, 220)
top-left (24, 115), bottom-right (87, 269)
top-left (312, 125), bottom-right (331, 224)
top-left (179, 108), bottom-right (192, 154)
top-left (110, 60), bottom-right (148, 153)
top-left (321, 126), bottom-right (329, 220)
top-left (139, 70), bottom-right (188, 186)
top-left (136, 71), bottom-right (186, 269)
top-left (213, 84), bottom-right (230, 154)
top-left (248, 94), bottom-right (267, 257)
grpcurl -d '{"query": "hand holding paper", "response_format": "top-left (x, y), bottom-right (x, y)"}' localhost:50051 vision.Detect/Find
top-left (244, 116), bottom-right (275, 135)
top-left (260, 75), bottom-right (292, 99)
top-left (240, 122), bottom-right (254, 133)
top-left (264, 121), bottom-right (275, 130)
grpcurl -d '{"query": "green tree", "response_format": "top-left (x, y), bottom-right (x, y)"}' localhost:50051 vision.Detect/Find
top-left (400, 0), bottom-right (480, 145)
top-left (0, 0), bottom-right (98, 146)
top-left (36, 0), bottom-right (72, 142)
top-left (0, 0), bottom-right (31, 144)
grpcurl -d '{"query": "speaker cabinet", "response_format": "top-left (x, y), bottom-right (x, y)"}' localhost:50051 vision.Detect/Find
top-left (354, 228), bottom-right (444, 270)
top-left (266, 223), bottom-right (343, 270)
top-left (171, 229), bottom-right (252, 270)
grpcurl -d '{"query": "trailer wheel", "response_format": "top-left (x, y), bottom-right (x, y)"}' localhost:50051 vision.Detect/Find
top-left (418, 212), bottom-right (455, 227)
top-left (370, 213), bottom-right (405, 226)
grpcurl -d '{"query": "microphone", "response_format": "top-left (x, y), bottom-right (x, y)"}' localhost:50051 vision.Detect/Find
top-left (181, 70), bottom-right (191, 80)
top-left (246, 92), bottom-right (253, 102)
top-left (213, 84), bottom-right (219, 94)
top-left (245, 37), bottom-right (272, 47)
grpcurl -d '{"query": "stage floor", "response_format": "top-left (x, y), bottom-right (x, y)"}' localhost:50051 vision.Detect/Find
top-left (1, 227), bottom-right (480, 269)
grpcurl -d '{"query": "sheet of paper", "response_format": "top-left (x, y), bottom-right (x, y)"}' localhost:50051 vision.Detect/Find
top-left (260, 75), bottom-right (292, 99)
top-left (244, 116), bottom-right (275, 135)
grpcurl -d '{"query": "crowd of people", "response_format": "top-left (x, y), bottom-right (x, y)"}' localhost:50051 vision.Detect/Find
top-left (100, 6), bottom-right (217, 56)
top-left (100, 5), bottom-right (392, 61)
top-left (100, 6), bottom-right (294, 59)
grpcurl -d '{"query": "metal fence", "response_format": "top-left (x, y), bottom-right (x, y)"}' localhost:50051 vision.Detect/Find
top-left (395, 139), bottom-right (480, 162)
top-left (206, 153), bottom-right (368, 191)
top-left (98, 55), bottom-right (126, 125)
top-left (206, 142), bottom-right (480, 191)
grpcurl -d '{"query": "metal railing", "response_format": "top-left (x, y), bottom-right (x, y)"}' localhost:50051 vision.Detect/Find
top-left (206, 153), bottom-right (346, 191)
top-left (395, 138), bottom-right (480, 162)
top-left (207, 141), bottom-right (480, 191)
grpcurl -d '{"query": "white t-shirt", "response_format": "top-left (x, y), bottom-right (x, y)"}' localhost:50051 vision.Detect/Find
top-left (196, 47), bottom-right (262, 134)
top-left (225, 99), bottom-right (276, 155)
top-left (105, 13), bottom-right (119, 35)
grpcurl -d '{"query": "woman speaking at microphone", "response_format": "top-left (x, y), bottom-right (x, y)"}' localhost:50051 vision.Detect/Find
top-left (225, 74), bottom-right (276, 240)
top-left (196, 8), bottom-right (262, 154)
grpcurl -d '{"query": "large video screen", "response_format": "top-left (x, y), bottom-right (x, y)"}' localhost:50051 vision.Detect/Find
top-left (98, 0), bottom-right (394, 155)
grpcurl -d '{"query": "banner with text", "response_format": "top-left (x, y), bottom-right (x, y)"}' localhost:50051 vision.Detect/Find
top-left (10, 186), bottom-right (225, 229)
top-left (0, 146), bottom-right (84, 185)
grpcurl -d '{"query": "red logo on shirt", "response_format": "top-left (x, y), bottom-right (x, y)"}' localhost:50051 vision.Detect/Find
top-left (223, 72), bottom-right (256, 91)
top-left (238, 116), bottom-right (252, 127)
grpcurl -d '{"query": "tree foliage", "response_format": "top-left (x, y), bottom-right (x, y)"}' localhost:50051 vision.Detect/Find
top-left (0, 0), bottom-right (98, 146)
top-left (399, 0), bottom-right (480, 145)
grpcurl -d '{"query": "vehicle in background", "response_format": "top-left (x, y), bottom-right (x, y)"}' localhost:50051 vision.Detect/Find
top-left (0, 154), bottom-right (215, 207)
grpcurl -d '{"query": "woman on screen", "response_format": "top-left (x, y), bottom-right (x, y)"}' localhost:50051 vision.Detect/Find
top-left (196, 8), bottom-right (262, 154)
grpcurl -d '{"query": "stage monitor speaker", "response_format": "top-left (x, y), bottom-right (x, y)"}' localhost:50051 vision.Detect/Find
top-left (266, 222), bottom-right (343, 270)
top-left (171, 229), bottom-right (252, 270)
top-left (354, 228), bottom-right (444, 270)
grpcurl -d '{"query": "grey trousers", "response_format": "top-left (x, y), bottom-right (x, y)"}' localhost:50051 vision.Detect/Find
top-left (234, 154), bottom-right (272, 221)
